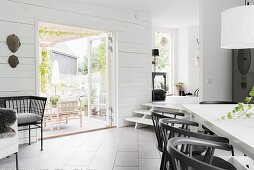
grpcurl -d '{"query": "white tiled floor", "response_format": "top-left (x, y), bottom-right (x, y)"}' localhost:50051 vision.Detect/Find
top-left (0, 126), bottom-right (161, 170)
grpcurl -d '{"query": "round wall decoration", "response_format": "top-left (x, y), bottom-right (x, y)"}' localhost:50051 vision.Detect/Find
top-left (8, 55), bottom-right (19, 68)
top-left (6, 34), bottom-right (21, 53)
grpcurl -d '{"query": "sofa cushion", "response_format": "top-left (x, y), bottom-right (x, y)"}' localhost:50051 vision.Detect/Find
top-left (17, 113), bottom-right (41, 125)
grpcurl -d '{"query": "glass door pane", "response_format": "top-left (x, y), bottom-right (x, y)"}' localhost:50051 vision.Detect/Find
top-left (87, 33), bottom-right (114, 127)
top-left (90, 38), bottom-right (107, 122)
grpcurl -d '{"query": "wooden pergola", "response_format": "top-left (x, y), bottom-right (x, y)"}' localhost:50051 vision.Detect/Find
top-left (39, 22), bottom-right (106, 47)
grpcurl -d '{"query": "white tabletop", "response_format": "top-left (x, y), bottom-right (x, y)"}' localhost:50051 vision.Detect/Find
top-left (143, 96), bottom-right (199, 111)
top-left (143, 102), bottom-right (183, 110)
top-left (182, 104), bottom-right (254, 160)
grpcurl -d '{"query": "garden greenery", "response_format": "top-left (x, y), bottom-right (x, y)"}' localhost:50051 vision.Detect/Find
top-left (40, 49), bottom-right (52, 94)
top-left (39, 29), bottom-right (97, 38)
top-left (78, 39), bottom-right (107, 86)
top-left (221, 87), bottom-right (254, 120)
top-left (154, 33), bottom-right (170, 70)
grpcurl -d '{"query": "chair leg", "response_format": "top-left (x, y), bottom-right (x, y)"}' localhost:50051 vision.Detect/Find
top-left (160, 152), bottom-right (166, 170)
top-left (231, 145), bottom-right (235, 156)
top-left (15, 152), bottom-right (18, 170)
top-left (41, 122), bottom-right (43, 151)
top-left (28, 125), bottom-right (31, 145)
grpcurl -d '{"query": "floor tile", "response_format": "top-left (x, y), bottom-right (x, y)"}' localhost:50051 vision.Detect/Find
top-left (88, 157), bottom-right (115, 170)
top-left (66, 152), bottom-right (95, 166)
top-left (63, 165), bottom-right (88, 170)
top-left (139, 144), bottom-right (160, 159)
top-left (118, 142), bottom-right (138, 152)
top-left (139, 159), bottom-right (161, 170)
top-left (113, 167), bottom-right (138, 170)
top-left (114, 152), bottom-right (138, 167)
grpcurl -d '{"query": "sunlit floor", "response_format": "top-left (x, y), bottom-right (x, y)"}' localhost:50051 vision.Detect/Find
top-left (43, 116), bottom-right (107, 138)
top-left (0, 126), bottom-right (246, 170)
top-left (0, 127), bottom-right (161, 170)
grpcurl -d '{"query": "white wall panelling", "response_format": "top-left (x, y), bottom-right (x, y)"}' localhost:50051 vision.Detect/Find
top-left (0, 0), bottom-right (152, 127)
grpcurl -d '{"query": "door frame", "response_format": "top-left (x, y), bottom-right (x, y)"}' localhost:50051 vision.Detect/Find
top-left (35, 19), bottom-right (118, 127)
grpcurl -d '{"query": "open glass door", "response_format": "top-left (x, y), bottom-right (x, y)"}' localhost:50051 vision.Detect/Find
top-left (88, 33), bottom-right (113, 126)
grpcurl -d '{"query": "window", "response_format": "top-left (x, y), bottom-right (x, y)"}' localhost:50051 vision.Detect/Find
top-left (154, 32), bottom-right (174, 94)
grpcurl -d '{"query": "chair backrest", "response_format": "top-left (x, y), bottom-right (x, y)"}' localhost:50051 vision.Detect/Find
top-left (0, 96), bottom-right (47, 118)
top-left (57, 100), bottom-right (81, 115)
top-left (159, 118), bottom-right (229, 147)
top-left (167, 137), bottom-right (234, 170)
top-left (159, 118), bottom-right (231, 169)
top-left (151, 110), bottom-right (185, 152)
top-left (199, 101), bottom-right (237, 104)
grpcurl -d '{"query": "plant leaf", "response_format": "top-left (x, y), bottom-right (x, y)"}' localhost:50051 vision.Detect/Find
top-left (227, 112), bottom-right (233, 119)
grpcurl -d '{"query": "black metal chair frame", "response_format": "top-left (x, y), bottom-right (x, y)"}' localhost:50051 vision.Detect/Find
top-left (160, 118), bottom-right (235, 170)
top-left (151, 110), bottom-right (185, 170)
top-left (167, 137), bottom-right (234, 170)
top-left (0, 96), bottom-right (47, 151)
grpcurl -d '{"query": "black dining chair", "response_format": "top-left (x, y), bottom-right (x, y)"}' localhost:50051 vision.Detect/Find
top-left (151, 110), bottom-right (185, 170)
top-left (167, 137), bottom-right (237, 170)
top-left (160, 118), bottom-right (236, 170)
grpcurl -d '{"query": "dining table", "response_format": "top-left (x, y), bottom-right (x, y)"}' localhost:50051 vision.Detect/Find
top-left (182, 104), bottom-right (254, 160)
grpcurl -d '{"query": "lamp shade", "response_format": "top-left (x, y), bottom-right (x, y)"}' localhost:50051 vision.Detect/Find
top-left (152, 49), bottom-right (159, 56)
top-left (221, 5), bottom-right (254, 49)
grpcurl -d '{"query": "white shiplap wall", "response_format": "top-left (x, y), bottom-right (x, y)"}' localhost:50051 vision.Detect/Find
top-left (0, 0), bottom-right (152, 127)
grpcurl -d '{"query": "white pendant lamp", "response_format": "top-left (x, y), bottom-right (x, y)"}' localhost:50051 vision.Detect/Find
top-left (221, 4), bottom-right (254, 49)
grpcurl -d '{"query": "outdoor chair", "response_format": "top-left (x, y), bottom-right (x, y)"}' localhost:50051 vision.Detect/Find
top-left (160, 118), bottom-right (236, 170)
top-left (167, 137), bottom-right (237, 170)
top-left (57, 99), bottom-right (82, 130)
top-left (151, 110), bottom-right (185, 170)
top-left (43, 102), bottom-right (58, 131)
top-left (0, 96), bottom-right (47, 151)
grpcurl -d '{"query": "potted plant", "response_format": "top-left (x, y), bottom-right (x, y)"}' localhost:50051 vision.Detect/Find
top-left (50, 95), bottom-right (60, 108)
top-left (174, 82), bottom-right (184, 96)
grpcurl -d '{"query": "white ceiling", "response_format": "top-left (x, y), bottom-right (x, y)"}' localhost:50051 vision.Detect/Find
top-left (68, 0), bottom-right (199, 28)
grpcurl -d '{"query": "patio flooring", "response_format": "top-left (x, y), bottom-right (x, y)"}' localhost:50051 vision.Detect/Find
top-left (43, 116), bottom-right (107, 138)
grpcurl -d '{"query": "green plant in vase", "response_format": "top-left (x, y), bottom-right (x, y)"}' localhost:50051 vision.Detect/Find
top-left (221, 87), bottom-right (254, 120)
top-left (174, 82), bottom-right (184, 96)
top-left (50, 95), bottom-right (60, 106)
top-left (174, 82), bottom-right (184, 87)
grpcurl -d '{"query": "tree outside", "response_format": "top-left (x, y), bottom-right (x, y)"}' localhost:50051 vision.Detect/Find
top-left (154, 32), bottom-right (172, 93)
